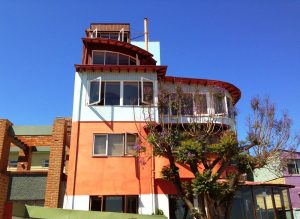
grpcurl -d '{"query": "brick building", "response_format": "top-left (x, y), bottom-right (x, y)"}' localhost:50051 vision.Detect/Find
top-left (0, 118), bottom-right (71, 218)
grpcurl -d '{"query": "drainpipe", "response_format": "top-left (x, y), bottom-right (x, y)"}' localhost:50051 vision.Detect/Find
top-left (144, 18), bottom-right (149, 51)
top-left (151, 145), bottom-right (156, 213)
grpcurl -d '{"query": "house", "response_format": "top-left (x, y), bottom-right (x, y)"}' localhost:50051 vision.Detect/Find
top-left (62, 21), bottom-right (239, 218)
top-left (0, 118), bottom-right (71, 218)
top-left (254, 150), bottom-right (300, 218)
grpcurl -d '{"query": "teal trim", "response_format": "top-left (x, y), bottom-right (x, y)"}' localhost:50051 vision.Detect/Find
top-left (12, 126), bottom-right (52, 135)
top-left (26, 206), bottom-right (167, 219)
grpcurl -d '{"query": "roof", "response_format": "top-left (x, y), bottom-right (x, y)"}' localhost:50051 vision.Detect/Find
top-left (161, 76), bottom-right (241, 104)
top-left (241, 181), bottom-right (295, 188)
top-left (11, 126), bottom-right (52, 136)
top-left (75, 64), bottom-right (167, 77)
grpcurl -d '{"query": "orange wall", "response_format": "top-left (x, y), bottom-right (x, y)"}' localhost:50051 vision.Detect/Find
top-left (66, 122), bottom-right (153, 195)
top-left (66, 122), bottom-right (237, 196)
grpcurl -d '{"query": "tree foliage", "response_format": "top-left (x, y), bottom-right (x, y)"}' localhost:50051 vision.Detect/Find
top-left (144, 85), bottom-right (299, 219)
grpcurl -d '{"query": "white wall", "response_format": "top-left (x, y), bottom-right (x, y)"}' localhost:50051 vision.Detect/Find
top-left (63, 195), bottom-right (90, 210)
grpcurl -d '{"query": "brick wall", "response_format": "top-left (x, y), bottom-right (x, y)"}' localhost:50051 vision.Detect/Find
top-left (44, 118), bottom-right (68, 208)
top-left (0, 120), bottom-right (12, 219)
top-left (17, 136), bottom-right (52, 146)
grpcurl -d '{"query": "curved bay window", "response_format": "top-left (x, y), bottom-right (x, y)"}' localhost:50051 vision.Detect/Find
top-left (92, 51), bottom-right (137, 66)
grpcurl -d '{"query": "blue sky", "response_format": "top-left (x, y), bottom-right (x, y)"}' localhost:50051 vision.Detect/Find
top-left (0, 0), bottom-right (299, 140)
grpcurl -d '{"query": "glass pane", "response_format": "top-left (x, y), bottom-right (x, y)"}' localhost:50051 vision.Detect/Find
top-left (126, 196), bottom-right (138, 213)
top-left (142, 82), bottom-right (153, 104)
top-left (105, 52), bottom-right (118, 65)
top-left (287, 160), bottom-right (299, 174)
top-left (104, 196), bottom-right (123, 212)
top-left (170, 93), bottom-right (178, 115)
top-left (214, 93), bottom-right (225, 114)
top-left (94, 135), bottom-right (106, 155)
top-left (119, 54), bottom-right (129, 65)
top-left (124, 82), bottom-right (139, 105)
top-left (181, 93), bottom-right (193, 115)
top-left (130, 57), bottom-right (136, 65)
top-left (110, 33), bottom-right (119, 40)
top-left (90, 196), bottom-right (102, 211)
top-left (93, 52), bottom-right (105, 64)
top-left (226, 96), bottom-right (233, 118)
top-left (194, 94), bottom-right (207, 114)
top-left (100, 33), bottom-right (109, 39)
top-left (108, 134), bottom-right (124, 156)
top-left (105, 82), bottom-right (120, 105)
top-left (231, 188), bottom-right (255, 219)
top-left (126, 134), bottom-right (137, 155)
top-left (89, 81), bottom-right (100, 104)
top-left (254, 187), bottom-right (275, 219)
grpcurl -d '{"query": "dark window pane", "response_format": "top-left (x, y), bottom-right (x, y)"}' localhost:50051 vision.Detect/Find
top-left (110, 33), bottom-right (119, 40)
top-left (90, 196), bottom-right (102, 211)
top-left (89, 81), bottom-right (100, 104)
top-left (126, 196), bottom-right (138, 213)
top-left (104, 196), bottom-right (123, 212)
top-left (124, 82), bottom-right (139, 105)
top-left (181, 94), bottom-right (193, 115)
top-left (230, 188), bottom-right (255, 219)
top-left (105, 82), bottom-right (120, 105)
top-left (94, 135), bottom-right (106, 155)
top-left (195, 94), bottom-right (207, 114)
top-left (170, 93), bottom-right (178, 115)
top-left (119, 54), bottom-right (129, 65)
top-left (226, 97), bottom-right (233, 118)
top-left (107, 134), bottom-right (124, 156)
top-left (105, 52), bottom-right (118, 65)
top-left (126, 134), bottom-right (137, 155)
top-left (142, 82), bottom-right (153, 104)
top-left (100, 33), bottom-right (109, 39)
top-left (93, 52), bottom-right (105, 64)
top-left (214, 93), bottom-right (225, 114)
top-left (130, 57), bottom-right (136, 65)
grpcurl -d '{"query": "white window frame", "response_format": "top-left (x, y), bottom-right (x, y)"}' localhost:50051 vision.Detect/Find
top-left (141, 77), bottom-right (154, 105)
top-left (87, 77), bottom-right (102, 106)
top-left (93, 133), bottom-right (138, 157)
top-left (93, 134), bottom-right (108, 156)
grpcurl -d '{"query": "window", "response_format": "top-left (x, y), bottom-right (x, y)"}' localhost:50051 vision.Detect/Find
top-left (9, 160), bottom-right (18, 168)
top-left (92, 51), bottom-right (136, 65)
top-left (88, 78), bottom-right (102, 105)
top-left (194, 93), bottom-right (208, 114)
top-left (141, 77), bottom-right (154, 105)
top-left (90, 195), bottom-right (138, 213)
top-left (42, 160), bottom-right (49, 167)
top-left (213, 93), bottom-right (226, 114)
top-left (287, 159), bottom-right (300, 174)
top-left (105, 82), bottom-right (120, 105)
top-left (181, 93), bottom-right (193, 115)
top-left (123, 82), bottom-right (139, 105)
top-left (87, 78), bottom-right (153, 106)
top-left (226, 96), bottom-right (233, 118)
top-left (93, 133), bottom-right (138, 156)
